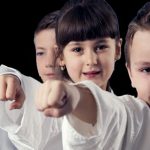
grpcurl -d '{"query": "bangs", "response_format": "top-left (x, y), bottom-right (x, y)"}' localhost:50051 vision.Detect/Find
top-left (57, 4), bottom-right (120, 48)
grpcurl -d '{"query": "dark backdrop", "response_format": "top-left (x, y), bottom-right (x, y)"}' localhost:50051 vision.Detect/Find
top-left (1, 0), bottom-right (149, 96)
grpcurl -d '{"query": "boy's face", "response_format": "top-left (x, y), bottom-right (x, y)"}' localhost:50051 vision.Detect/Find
top-left (34, 29), bottom-right (62, 82)
top-left (61, 38), bottom-right (121, 90)
top-left (127, 30), bottom-right (150, 103)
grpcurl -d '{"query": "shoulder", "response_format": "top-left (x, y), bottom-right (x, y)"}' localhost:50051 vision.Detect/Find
top-left (118, 95), bottom-right (150, 124)
top-left (119, 95), bottom-right (149, 110)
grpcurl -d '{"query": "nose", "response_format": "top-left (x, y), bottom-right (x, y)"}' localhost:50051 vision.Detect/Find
top-left (86, 51), bottom-right (98, 66)
top-left (45, 53), bottom-right (55, 68)
top-left (45, 63), bottom-right (54, 68)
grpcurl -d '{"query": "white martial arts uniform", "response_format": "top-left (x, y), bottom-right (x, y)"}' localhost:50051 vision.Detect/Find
top-left (0, 129), bottom-right (17, 150)
top-left (62, 81), bottom-right (150, 150)
top-left (1, 65), bottom-right (149, 150)
top-left (0, 65), bottom-right (63, 150)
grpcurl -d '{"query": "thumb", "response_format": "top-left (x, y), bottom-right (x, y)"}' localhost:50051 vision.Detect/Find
top-left (9, 87), bottom-right (25, 110)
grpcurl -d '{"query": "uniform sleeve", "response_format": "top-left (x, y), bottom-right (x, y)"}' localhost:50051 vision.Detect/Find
top-left (13, 76), bottom-right (63, 150)
top-left (62, 80), bottom-right (128, 150)
top-left (0, 65), bottom-right (64, 149)
top-left (0, 65), bottom-right (28, 132)
top-left (0, 65), bottom-right (41, 132)
top-left (62, 81), bottom-right (150, 150)
top-left (118, 95), bottom-right (150, 150)
top-left (0, 64), bottom-right (23, 83)
top-left (0, 65), bottom-right (43, 149)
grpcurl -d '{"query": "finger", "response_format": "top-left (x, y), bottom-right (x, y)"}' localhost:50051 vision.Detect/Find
top-left (9, 88), bottom-right (25, 110)
top-left (9, 100), bottom-right (23, 110)
top-left (35, 83), bottom-right (50, 111)
top-left (0, 78), bottom-right (7, 100)
top-left (35, 87), bottom-right (42, 110)
top-left (16, 87), bottom-right (25, 106)
top-left (47, 82), bottom-right (66, 107)
top-left (41, 81), bottom-right (52, 109)
top-left (43, 100), bottom-right (71, 117)
top-left (6, 78), bottom-right (19, 100)
top-left (57, 95), bottom-right (67, 107)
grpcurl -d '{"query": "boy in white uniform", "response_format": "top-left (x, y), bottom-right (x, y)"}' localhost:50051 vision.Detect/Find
top-left (0, 11), bottom-right (64, 150)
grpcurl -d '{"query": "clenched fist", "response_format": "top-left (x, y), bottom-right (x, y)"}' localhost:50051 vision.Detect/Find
top-left (0, 74), bottom-right (25, 110)
top-left (35, 80), bottom-right (80, 117)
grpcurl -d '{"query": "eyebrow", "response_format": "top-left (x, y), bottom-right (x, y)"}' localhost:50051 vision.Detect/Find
top-left (35, 47), bottom-right (46, 50)
top-left (95, 39), bottom-right (108, 44)
top-left (135, 62), bottom-right (150, 66)
top-left (68, 38), bottom-right (108, 46)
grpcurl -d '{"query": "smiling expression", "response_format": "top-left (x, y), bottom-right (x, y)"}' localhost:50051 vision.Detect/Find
top-left (61, 38), bottom-right (121, 90)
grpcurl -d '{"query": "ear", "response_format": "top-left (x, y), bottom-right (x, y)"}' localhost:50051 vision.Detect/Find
top-left (115, 38), bottom-right (122, 61)
top-left (126, 63), bottom-right (135, 88)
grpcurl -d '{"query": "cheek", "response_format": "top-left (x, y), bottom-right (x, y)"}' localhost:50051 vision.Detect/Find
top-left (137, 79), bottom-right (150, 91)
top-left (102, 57), bottom-right (115, 75)
top-left (100, 52), bottom-right (115, 66)
top-left (131, 74), bottom-right (150, 94)
top-left (36, 59), bottom-right (43, 75)
top-left (137, 85), bottom-right (150, 102)
top-left (65, 59), bottom-right (81, 79)
top-left (67, 62), bottom-right (80, 72)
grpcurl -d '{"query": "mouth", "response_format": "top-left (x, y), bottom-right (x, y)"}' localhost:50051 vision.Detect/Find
top-left (83, 71), bottom-right (101, 78)
top-left (44, 73), bottom-right (56, 79)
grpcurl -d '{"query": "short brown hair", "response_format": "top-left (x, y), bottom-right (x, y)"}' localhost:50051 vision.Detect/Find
top-left (124, 2), bottom-right (150, 65)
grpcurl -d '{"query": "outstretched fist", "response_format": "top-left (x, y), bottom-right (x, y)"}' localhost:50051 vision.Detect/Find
top-left (0, 75), bottom-right (25, 110)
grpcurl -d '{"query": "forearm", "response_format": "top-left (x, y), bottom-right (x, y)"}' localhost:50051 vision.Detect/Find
top-left (0, 64), bottom-right (41, 87)
top-left (72, 85), bottom-right (97, 125)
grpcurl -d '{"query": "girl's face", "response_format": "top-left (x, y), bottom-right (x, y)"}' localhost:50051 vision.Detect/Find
top-left (127, 30), bottom-right (150, 103)
top-left (61, 38), bottom-right (121, 90)
top-left (34, 29), bottom-right (62, 82)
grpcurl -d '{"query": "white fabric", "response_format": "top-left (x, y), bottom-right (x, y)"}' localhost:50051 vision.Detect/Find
top-left (0, 65), bottom-right (63, 150)
top-left (1, 65), bottom-right (150, 150)
top-left (0, 129), bottom-right (17, 150)
top-left (0, 64), bottom-right (23, 83)
top-left (62, 81), bottom-right (150, 150)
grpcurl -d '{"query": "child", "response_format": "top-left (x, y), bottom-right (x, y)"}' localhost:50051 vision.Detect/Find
top-left (0, 6), bottom-right (64, 150)
top-left (124, 2), bottom-right (150, 106)
top-left (35, 1), bottom-right (150, 150)
top-left (0, 10), bottom-right (65, 150)
top-left (0, 10), bottom-right (62, 109)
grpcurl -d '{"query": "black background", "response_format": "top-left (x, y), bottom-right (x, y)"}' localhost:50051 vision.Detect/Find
top-left (1, 0), bottom-right (149, 96)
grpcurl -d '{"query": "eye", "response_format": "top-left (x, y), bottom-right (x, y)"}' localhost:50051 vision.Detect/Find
top-left (140, 67), bottom-right (150, 73)
top-left (36, 49), bottom-right (45, 56)
top-left (95, 44), bottom-right (108, 52)
top-left (72, 47), bottom-right (82, 53)
top-left (36, 51), bottom-right (44, 56)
